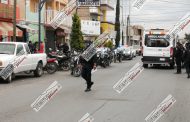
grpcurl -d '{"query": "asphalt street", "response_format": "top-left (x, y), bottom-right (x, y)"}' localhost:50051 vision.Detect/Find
top-left (0, 57), bottom-right (190, 122)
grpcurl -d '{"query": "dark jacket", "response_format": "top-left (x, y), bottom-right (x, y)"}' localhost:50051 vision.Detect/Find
top-left (174, 47), bottom-right (183, 60)
top-left (79, 55), bottom-right (97, 69)
top-left (183, 49), bottom-right (190, 64)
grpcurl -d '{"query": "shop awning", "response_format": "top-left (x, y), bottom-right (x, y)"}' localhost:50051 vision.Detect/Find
top-left (0, 22), bottom-right (23, 37)
top-left (17, 24), bottom-right (37, 34)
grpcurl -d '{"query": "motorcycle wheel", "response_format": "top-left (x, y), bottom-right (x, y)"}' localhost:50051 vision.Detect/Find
top-left (46, 62), bottom-right (58, 74)
top-left (61, 61), bottom-right (70, 71)
top-left (73, 68), bottom-right (81, 77)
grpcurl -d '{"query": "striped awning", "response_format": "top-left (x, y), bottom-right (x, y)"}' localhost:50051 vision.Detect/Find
top-left (0, 22), bottom-right (23, 37)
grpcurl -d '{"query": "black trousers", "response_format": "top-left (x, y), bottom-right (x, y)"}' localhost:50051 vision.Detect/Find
top-left (81, 65), bottom-right (92, 89)
top-left (176, 59), bottom-right (182, 73)
top-left (185, 63), bottom-right (190, 75)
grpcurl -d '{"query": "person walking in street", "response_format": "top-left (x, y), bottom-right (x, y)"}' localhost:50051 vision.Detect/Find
top-left (183, 43), bottom-right (190, 78)
top-left (79, 45), bottom-right (97, 92)
top-left (174, 42), bottom-right (183, 74)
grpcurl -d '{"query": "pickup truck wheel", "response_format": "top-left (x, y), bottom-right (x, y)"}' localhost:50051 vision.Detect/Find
top-left (143, 64), bottom-right (148, 68)
top-left (6, 74), bottom-right (12, 83)
top-left (34, 63), bottom-right (43, 77)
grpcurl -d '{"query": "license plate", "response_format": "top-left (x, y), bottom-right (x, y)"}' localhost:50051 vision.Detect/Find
top-left (160, 58), bottom-right (165, 61)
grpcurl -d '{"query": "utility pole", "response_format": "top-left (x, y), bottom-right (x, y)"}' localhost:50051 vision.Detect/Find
top-left (38, 0), bottom-right (48, 50)
top-left (127, 0), bottom-right (131, 46)
top-left (13, 0), bottom-right (17, 42)
top-left (121, 0), bottom-right (124, 45)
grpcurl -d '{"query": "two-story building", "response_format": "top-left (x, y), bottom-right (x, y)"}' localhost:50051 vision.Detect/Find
top-left (77, 0), bottom-right (115, 43)
top-left (0, 0), bottom-right (23, 42)
top-left (45, 0), bottom-right (69, 51)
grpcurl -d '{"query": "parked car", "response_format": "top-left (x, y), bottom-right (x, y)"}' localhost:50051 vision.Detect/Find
top-left (133, 45), bottom-right (141, 56)
top-left (130, 46), bottom-right (136, 57)
top-left (0, 42), bottom-right (47, 83)
top-left (121, 46), bottom-right (133, 60)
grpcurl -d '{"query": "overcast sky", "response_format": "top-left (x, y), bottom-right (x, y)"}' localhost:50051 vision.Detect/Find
top-left (107, 0), bottom-right (190, 38)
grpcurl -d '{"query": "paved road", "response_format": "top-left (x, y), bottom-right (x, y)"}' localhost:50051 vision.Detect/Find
top-left (0, 57), bottom-right (190, 122)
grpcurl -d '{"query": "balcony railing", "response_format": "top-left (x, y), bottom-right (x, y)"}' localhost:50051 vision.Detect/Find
top-left (45, 10), bottom-right (72, 27)
top-left (100, 0), bottom-right (114, 10)
top-left (0, 3), bottom-right (20, 20)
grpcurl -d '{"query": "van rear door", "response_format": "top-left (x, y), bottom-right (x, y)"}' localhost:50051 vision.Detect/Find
top-left (143, 34), bottom-right (171, 57)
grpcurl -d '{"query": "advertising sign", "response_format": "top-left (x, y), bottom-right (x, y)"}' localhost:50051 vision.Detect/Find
top-left (77, 0), bottom-right (100, 6)
top-left (81, 20), bottom-right (100, 35)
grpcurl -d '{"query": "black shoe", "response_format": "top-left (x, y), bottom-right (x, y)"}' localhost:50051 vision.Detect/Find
top-left (90, 82), bottom-right (94, 86)
top-left (85, 88), bottom-right (91, 92)
top-left (188, 75), bottom-right (190, 78)
top-left (175, 72), bottom-right (181, 74)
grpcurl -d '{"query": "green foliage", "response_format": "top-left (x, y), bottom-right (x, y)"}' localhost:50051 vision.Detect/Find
top-left (70, 13), bottom-right (84, 51)
top-left (185, 33), bottom-right (190, 42)
top-left (104, 40), bottom-right (113, 49)
top-left (115, 0), bottom-right (120, 48)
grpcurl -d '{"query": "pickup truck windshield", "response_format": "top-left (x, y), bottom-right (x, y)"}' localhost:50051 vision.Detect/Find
top-left (0, 44), bottom-right (15, 55)
top-left (145, 34), bottom-right (170, 47)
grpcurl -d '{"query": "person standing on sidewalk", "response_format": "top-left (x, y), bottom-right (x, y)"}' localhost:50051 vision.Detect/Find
top-left (79, 45), bottom-right (97, 92)
top-left (183, 43), bottom-right (190, 78)
top-left (174, 42), bottom-right (183, 74)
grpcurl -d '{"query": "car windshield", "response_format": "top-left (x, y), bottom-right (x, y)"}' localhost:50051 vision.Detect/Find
top-left (145, 34), bottom-right (170, 47)
top-left (0, 43), bottom-right (15, 55)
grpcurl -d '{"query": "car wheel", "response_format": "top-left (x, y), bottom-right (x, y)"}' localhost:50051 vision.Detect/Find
top-left (6, 73), bottom-right (14, 83)
top-left (34, 62), bottom-right (43, 77)
top-left (129, 55), bottom-right (133, 60)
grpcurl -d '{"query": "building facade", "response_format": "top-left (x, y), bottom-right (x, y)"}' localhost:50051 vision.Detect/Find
top-left (77, 0), bottom-right (115, 43)
top-left (0, 0), bottom-right (23, 42)
top-left (126, 25), bottom-right (144, 46)
top-left (45, 0), bottom-right (69, 51)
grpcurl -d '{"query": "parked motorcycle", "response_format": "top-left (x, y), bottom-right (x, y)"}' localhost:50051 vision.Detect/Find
top-left (44, 58), bottom-right (58, 74)
top-left (48, 48), bottom-right (71, 71)
top-left (96, 48), bottom-right (110, 68)
top-left (113, 49), bottom-right (123, 63)
top-left (70, 51), bottom-right (81, 77)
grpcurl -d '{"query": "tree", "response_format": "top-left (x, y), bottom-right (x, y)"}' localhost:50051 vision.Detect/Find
top-left (115, 0), bottom-right (120, 48)
top-left (70, 13), bottom-right (84, 51)
top-left (185, 33), bottom-right (190, 42)
top-left (104, 40), bottom-right (114, 49)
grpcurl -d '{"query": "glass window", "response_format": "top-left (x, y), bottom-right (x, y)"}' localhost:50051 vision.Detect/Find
top-left (0, 44), bottom-right (15, 55)
top-left (16, 44), bottom-right (24, 56)
top-left (145, 34), bottom-right (170, 47)
top-left (24, 44), bottom-right (31, 54)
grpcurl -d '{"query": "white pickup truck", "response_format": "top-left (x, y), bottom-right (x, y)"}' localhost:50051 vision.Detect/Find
top-left (0, 42), bottom-right (47, 83)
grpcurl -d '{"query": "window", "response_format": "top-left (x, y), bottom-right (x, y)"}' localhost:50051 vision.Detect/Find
top-left (145, 34), bottom-right (170, 47)
top-left (24, 44), bottom-right (31, 54)
top-left (30, 0), bottom-right (39, 13)
top-left (16, 44), bottom-right (24, 56)
top-left (0, 44), bottom-right (15, 55)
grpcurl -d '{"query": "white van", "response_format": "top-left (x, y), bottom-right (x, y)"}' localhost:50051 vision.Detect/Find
top-left (141, 29), bottom-right (176, 68)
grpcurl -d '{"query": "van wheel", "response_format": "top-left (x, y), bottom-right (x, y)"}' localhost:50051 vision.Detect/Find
top-left (143, 64), bottom-right (148, 68)
top-left (34, 62), bottom-right (43, 77)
